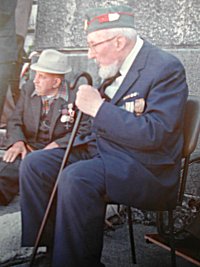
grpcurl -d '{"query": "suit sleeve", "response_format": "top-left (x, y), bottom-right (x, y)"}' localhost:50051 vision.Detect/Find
top-left (5, 85), bottom-right (28, 147)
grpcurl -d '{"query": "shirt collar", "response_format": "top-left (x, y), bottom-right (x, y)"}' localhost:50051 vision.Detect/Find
top-left (119, 35), bottom-right (144, 77)
top-left (104, 36), bottom-right (144, 99)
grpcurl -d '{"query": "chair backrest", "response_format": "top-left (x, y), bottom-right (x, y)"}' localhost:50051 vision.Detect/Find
top-left (178, 95), bottom-right (200, 204)
top-left (182, 95), bottom-right (200, 157)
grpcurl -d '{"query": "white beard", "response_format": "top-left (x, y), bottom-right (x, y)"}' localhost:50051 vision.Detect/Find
top-left (98, 62), bottom-right (120, 80)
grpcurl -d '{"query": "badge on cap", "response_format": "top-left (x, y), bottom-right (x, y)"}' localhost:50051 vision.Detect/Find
top-left (108, 13), bottom-right (120, 21)
top-left (97, 13), bottom-right (120, 23)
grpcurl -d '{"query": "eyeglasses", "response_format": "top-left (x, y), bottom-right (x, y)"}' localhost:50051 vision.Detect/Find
top-left (88, 36), bottom-right (117, 53)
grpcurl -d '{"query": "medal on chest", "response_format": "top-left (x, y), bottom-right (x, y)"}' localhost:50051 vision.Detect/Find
top-left (60, 103), bottom-right (75, 129)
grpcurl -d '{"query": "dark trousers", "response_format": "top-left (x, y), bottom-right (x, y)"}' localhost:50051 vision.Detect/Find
top-left (0, 157), bottom-right (20, 205)
top-left (19, 147), bottom-right (106, 267)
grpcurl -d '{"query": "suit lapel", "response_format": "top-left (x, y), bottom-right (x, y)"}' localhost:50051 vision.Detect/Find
top-left (31, 96), bottom-right (42, 132)
top-left (49, 98), bottom-right (66, 137)
top-left (111, 40), bottom-right (151, 105)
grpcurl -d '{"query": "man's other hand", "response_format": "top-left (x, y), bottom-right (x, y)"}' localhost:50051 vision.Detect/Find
top-left (3, 141), bottom-right (28, 162)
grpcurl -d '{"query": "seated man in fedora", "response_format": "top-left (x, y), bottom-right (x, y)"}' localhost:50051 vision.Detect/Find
top-left (0, 48), bottom-right (90, 205)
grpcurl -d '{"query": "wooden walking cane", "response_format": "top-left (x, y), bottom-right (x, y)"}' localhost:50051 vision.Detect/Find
top-left (29, 72), bottom-right (93, 267)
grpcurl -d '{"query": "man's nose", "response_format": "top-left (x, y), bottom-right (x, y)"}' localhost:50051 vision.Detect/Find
top-left (33, 74), bottom-right (39, 83)
top-left (87, 48), bottom-right (96, 59)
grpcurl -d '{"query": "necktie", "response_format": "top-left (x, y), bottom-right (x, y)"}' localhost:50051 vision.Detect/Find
top-left (98, 71), bottom-right (121, 101)
top-left (42, 99), bottom-right (50, 115)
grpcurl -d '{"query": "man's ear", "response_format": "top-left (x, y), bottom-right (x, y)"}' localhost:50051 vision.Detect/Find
top-left (115, 35), bottom-right (127, 51)
top-left (53, 77), bottom-right (62, 88)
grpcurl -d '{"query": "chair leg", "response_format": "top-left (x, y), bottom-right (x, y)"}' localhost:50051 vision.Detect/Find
top-left (168, 210), bottom-right (176, 267)
top-left (127, 206), bottom-right (137, 264)
top-left (156, 211), bottom-right (165, 235)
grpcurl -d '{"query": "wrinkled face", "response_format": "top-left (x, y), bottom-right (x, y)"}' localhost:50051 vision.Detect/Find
top-left (33, 71), bottom-right (62, 96)
top-left (87, 30), bottom-right (122, 79)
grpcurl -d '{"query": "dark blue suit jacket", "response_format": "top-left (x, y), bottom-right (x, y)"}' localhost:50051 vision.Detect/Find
top-left (76, 40), bottom-right (188, 210)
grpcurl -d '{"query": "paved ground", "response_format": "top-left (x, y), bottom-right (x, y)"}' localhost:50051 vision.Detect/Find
top-left (0, 197), bottom-right (199, 267)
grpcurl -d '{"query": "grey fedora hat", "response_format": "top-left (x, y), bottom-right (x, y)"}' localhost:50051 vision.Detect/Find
top-left (30, 49), bottom-right (72, 74)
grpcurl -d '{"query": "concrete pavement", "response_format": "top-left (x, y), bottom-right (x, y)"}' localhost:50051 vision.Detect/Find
top-left (0, 196), bottom-right (198, 267)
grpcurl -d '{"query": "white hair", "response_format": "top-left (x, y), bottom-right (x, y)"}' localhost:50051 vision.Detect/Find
top-left (103, 27), bottom-right (137, 40)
